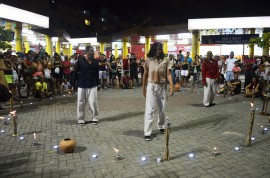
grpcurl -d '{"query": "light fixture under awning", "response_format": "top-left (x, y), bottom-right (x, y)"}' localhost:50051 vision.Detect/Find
top-left (0, 3), bottom-right (49, 28)
top-left (188, 16), bottom-right (270, 30)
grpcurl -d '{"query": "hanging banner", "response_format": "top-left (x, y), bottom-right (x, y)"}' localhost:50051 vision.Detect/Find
top-left (201, 34), bottom-right (259, 44)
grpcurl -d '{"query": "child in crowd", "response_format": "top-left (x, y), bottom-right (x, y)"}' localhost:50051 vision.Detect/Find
top-left (216, 74), bottom-right (225, 94)
top-left (232, 62), bottom-right (241, 76)
top-left (121, 71), bottom-right (132, 89)
top-left (61, 78), bottom-right (72, 94)
top-left (34, 76), bottom-right (52, 100)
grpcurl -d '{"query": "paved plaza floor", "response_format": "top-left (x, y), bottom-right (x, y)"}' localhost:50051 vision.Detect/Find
top-left (0, 86), bottom-right (270, 178)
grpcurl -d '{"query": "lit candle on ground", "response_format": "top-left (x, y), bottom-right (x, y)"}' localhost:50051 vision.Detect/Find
top-left (92, 154), bottom-right (98, 158)
top-left (260, 125), bottom-right (265, 134)
top-left (251, 137), bottom-right (255, 141)
top-left (141, 156), bottom-right (147, 161)
top-left (188, 153), bottom-right (195, 158)
top-left (113, 147), bottom-right (121, 160)
top-left (32, 133), bottom-right (38, 146)
top-left (212, 147), bottom-right (219, 157)
top-left (19, 136), bottom-right (25, 140)
top-left (234, 147), bottom-right (240, 151)
top-left (1, 129), bottom-right (5, 133)
top-left (53, 145), bottom-right (59, 149)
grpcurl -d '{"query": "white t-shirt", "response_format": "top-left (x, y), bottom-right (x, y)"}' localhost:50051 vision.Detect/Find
top-left (62, 82), bottom-right (71, 90)
top-left (225, 58), bottom-right (237, 72)
top-left (70, 58), bottom-right (76, 71)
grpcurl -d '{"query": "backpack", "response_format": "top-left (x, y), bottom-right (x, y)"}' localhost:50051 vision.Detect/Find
top-left (0, 84), bottom-right (12, 102)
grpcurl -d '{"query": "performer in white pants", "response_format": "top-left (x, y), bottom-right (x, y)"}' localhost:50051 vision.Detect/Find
top-left (202, 51), bottom-right (219, 107)
top-left (73, 46), bottom-right (99, 125)
top-left (142, 42), bottom-right (174, 141)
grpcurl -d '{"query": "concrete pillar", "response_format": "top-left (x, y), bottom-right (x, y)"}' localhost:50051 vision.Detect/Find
top-left (163, 40), bottom-right (168, 54)
top-left (56, 38), bottom-right (61, 54)
top-left (69, 44), bottom-right (73, 57)
top-left (15, 22), bottom-right (22, 52)
top-left (100, 42), bottom-right (105, 54)
top-left (145, 36), bottom-right (151, 59)
top-left (24, 41), bottom-right (30, 53)
top-left (114, 44), bottom-right (118, 58)
top-left (45, 35), bottom-right (52, 56)
top-left (122, 38), bottom-right (128, 58)
top-left (249, 28), bottom-right (255, 56)
top-left (191, 30), bottom-right (199, 61)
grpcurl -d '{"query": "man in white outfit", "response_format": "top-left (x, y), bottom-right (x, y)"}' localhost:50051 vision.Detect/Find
top-left (225, 51), bottom-right (237, 81)
top-left (142, 42), bottom-right (174, 141)
top-left (72, 46), bottom-right (99, 126)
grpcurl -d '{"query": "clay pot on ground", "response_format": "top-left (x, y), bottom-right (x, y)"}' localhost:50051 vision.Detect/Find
top-left (59, 138), bottom-right (76, 153)
top-left (174, 84), bottom-right (181, 92)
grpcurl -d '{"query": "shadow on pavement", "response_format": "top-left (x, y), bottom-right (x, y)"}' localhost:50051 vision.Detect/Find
top-left (100, 111), bottom-right (144, 122)
top-left (172, 114), bottom-right (230, 131)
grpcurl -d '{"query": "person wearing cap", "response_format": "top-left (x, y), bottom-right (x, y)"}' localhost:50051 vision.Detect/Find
top-left (142, 42), bottom-right (174, 141)
top-left (225, 51), bottom-right (237, 81)
top-left (202, 51), bottom-right (219, 107)
top-left (72, 46), bottom-right (99, 126)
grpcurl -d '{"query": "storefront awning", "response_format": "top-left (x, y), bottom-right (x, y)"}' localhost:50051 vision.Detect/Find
top-left (0, 3), bottom-right (49, 28)
top-left (188, 16), bottom-right (270, 30)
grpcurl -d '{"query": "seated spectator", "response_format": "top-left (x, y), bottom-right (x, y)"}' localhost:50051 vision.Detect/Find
top-left (34, 76), bottom-right (52, 100)
top-left (216, 74), bottom-right (225, 94)
top-left (61, 78), bottom-right (72, 94)
top-left (245, 77), bottom-right (260, 97)
top-left (228, 74), bottom-right (241, 95)
top-left (121, 71), bottom-right (132, 89)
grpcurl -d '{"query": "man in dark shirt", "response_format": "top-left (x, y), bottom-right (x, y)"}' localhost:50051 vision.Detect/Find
top-left (98, 53), bottom-right (107, 88)
top-left (72, 46), bottom-right (99, 126)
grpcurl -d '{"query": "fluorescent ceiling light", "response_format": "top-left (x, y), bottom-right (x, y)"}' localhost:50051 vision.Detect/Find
top-left (178, 33), bottom-right (192, 39)
top-left (52, 37), bottom-right (58, 42)
top-left (188, 16), bottom-right (270, 30)
top-left (156, 35), bottom-right (169, 40)
top-left (68, 37), bottom-right (97, 44)
top-left (0, 3), bottom-right (49, 28)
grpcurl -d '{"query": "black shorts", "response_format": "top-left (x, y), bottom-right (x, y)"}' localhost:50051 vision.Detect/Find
top-left (130, 69), bottom-right (138, 80)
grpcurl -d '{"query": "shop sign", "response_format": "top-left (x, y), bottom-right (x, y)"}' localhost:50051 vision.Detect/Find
top-left (201, 34), bottom-right (259, 44)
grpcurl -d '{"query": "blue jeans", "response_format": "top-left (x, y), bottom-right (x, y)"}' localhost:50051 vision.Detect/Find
top-left (226, 71), bottom-right (234, 81)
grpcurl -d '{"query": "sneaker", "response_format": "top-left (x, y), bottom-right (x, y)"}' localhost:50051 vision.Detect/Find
top-left (92, 121), bottom-right (98, 125)
top-left (160, 129), bottom-right (165, 134)
top-left (144, 136), bottom-right (151, 141)
top-left (203, 105), bottom-right (210, 108)
top-left (78, 120), bottom-right (85, 126)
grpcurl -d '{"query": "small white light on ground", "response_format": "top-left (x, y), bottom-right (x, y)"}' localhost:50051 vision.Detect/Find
top-left (19, 136), bottom-right (25, 140)
top-left (157, 158), bottom-right (161, 162)
top-left (63, 95), bottom-right (66, 97)
top-left (251, 137), bottom-right (255, 140)
top-left (92, 154), bottom-right (98, 158)
top-left (30, 103), bottom-right (33, 105)
top-left (216, 95), bottom-right (219, 96)
top-left (243, 102), bottom-right (246, 104)
top-left (1, 129), bottom-right (5, 133)
top-left (229, 98), bottom-right (231, 100)
top-left (141, 157), bottom-right (147, 161)
top-left (53, 145), bottom-right (59, 149)
top-left (50, 97), bottom-right (53, 99)
top-left (264, 128), bottom-right (268, 131)
top-left (256, 108), bottom-right (259, 111)
top-left (234, 147), bottom-right (240, 151)
top-left (189, 153), bottom-right (195, 158)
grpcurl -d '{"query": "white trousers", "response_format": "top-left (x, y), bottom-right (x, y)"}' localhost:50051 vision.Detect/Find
top-left (203, 78), bottom-right (216, 106)
top-left (144, 83), bottom-right (166, 136)
top-left (77, 87), bottom-right (99, 122)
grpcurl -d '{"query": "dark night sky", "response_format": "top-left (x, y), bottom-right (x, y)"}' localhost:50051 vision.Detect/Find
top-left (75, 0), bottom-right (269, 26)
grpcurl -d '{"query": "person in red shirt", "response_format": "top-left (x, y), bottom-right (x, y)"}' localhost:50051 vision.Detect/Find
top-left (202, 51), bottom-right (219, 107)
top-left (62, 55), bottom-right (71, 81)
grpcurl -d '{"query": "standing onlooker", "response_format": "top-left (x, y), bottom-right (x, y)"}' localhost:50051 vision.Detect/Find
top-left (129, 53), bottom-right (139, 88)
top-left (225, 51), bottom-right (237, 81)
top-left (180, 57), bottom-right (190, 88)
top-left (191, 55), bottom-right (201, 92)
top-left (244, 53), bottom-right (256, 88)
top-left (142, 42), bottom-right (174, 141)
top-left (202, 51), bottom-right (219, 107)
top-left (174, 54), bottom-right (181, 83)
top-left (62, 55), bottom-right (71, 81)
top-left (51, 55), bottom-right (62, 95)
top-left (98, 53), bottom-right (108, 88)
top-left (70, 53), bottom-right (78, 91)
top-left (73, 46), bottom-right (99, 126)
